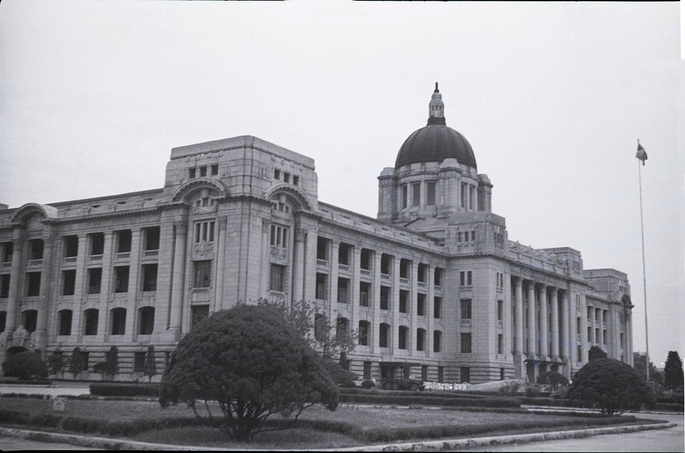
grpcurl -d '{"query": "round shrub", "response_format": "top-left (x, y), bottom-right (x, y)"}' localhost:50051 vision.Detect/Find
top-left (4, 351), bottom-right (49, 380)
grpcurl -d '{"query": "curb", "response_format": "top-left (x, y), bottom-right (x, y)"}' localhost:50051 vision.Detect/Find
top-left (0, 421), bottom-right (676, 451)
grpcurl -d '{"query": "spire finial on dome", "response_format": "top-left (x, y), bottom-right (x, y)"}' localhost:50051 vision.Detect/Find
top-left (428, 83), bottom-right (445, 125)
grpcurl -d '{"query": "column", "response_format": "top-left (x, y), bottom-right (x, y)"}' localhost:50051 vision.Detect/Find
top-left (513, 277), bottom-right (524, 378)
top-left (34, 225), bottom-right (56, 347)
top-left (538, 284), bottom-right (548, 364)
top-left (526, 281), bottom-right (536, 359)
top-left (550, 288), bottom-right (559, 361)
top-left (5, 227), bottom-right (26, 333)
top-left (168, 220), bottom-right (187, 339)
top-left (560, 291), bottom-right (570, 376)
top-left (291, 227), bottom-right (306, 303)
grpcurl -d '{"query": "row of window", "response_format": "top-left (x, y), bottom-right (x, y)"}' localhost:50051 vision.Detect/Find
top-left (316, 238), bottom-right (445, 285)
top-left (355, 321), bottom-right (444, 352)
top-left (0, 306), bottom-right (155, 336)
top-left (189, 164), bottom-right (219, 179)
top-left (273, 169), bottom-right (300, 186)
top-left (400, 180), bottom-right (437, 209)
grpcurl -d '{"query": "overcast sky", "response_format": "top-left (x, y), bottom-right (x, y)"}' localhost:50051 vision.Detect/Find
top-left (1, 1), bottom-right (682, 367)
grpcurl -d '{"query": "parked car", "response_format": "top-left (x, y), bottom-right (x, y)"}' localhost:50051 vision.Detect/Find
top-left (380, 377), bottom-right (425, 391)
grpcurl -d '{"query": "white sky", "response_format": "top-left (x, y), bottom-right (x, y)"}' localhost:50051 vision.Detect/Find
top-left (1, 0), bottom-right (683, 367)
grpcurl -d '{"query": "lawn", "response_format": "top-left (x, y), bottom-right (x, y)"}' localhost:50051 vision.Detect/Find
top-left (0, 397), bottom-right (653, 449)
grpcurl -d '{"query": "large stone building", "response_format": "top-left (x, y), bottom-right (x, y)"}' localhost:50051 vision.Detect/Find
top-left (0, 86), bottom-right (634, 383)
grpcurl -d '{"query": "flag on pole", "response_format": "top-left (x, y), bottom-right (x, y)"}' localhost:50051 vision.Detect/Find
top-left (636, 141), bottom-right (648, 165)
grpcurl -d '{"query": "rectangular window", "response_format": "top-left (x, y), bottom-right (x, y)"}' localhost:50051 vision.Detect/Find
top-left (193, 261), bottom-right (212, 288)
top-left (87, 268), bottom-right (102, 294)
top-left (412, 182), bottom-right (421, 207)
top-left (114, 266), bottom-right (129, 293)
top-left (417, 293), bottom-right (425, 316)
top-left (337, 278), bottom-right (350, 303)
top-left (29, 239), bottom-right (44, 260)
top-left (399, 290), bottom-right (408, 313)
top-left (400, 258), bottom-right (410, 279)
top-left (134, 352), bottom-right (146, 372)
top-left (316, 273), bottom-right (328, 300)
top-left (1, 242), bottom-right (13, 263)
top-left (191, 305), bottom-right (210, 329)
top-left (270, 264), bottom-right (285, 292)
top-left (142, 264), bottom-right (158, 292)
top-left (434, 297), bottom-right (442, 318)
top-left (62, 270), bottom-right (76, 296)
top-left (63, 235), bottom-right (79, 257)
top-left (359, 282), bottom-right (370, 307)
top-left (426, 181), bottom-right (436, 206)
top-left (1, 274), bottom-right (10, 298)
top-left (89, 233), bottom-right (104, 256)
top-left (115, 230), bottom-right (132, 253)
top-left (381, 254), bottom-right (392, 275)
top-left (363, 361), bottom-right (372, 380)
top-left (380, 286), bottom-right (390, 310)
top-left (338, 243), bottom-right (351, 265)
top-left (460, 367), bottom-right (471, 383)
top-left (26, 272), bottom-right (41, 296)
top-left (143, 226), bottom-right (160, 251)
top-left (460, 299), bottom-right (472, 319)
top-left (461, 332), bottom-right (472, 353)
top-left (194, 221), bottom-right (215, 243)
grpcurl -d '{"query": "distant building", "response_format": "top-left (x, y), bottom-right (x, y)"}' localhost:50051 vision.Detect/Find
top-left (0, 85), bottom-right (634, 383)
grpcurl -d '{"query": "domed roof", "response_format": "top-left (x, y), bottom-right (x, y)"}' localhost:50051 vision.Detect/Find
top-left (395, 84), bottom-right (477, 170)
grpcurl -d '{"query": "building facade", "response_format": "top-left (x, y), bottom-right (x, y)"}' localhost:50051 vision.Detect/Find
top-left (0, 86), bottom-right (634, 383)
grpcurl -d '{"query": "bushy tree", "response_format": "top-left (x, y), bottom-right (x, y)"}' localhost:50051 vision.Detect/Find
top-left (4, 351), bottom-right (48, 380)
top-left (144, 345), bottom-right (156, 382)
top-left (46, 352), bottom-right (66, 375)
top-left (588, 345), bottom-right (607, 361)
top-left (536, 371), bottom-right (569, 391)
top-left (159, 304), bottom-right (338, 441)
top-left (664, 351), bottom-right (684, 390)
top-left (105, 346), bottom-right (118, 378)
top-left (567, 358), bottom-right (653, 415)
top-left (69, 347), bottom-right (85, 378)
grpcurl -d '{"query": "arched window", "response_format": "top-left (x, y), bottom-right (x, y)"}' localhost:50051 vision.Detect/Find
top-left (138, 307), bottom-right (155, 335)
top-left (58, 310), bottom-right (73, 336)
top-left (84, 309), bottom-right (99, 335)
top-left (110, 308), bottom-right (126, 335)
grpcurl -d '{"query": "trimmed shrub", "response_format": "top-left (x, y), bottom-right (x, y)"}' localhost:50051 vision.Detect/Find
top-left (4, 351), bottom-right (49, 380)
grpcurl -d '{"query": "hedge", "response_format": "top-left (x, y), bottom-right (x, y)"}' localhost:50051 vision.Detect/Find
top-left (89, 382), bottom-right (160, 397)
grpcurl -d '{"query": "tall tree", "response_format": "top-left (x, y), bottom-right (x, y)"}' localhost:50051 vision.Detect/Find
top-left (664, 351), bottom-right (684, 390)
top-left (159, 304), bottom-right (338, 441)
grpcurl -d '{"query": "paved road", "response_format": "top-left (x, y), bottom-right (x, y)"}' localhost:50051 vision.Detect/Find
top-left (465, 412), bottom-right (684, 452)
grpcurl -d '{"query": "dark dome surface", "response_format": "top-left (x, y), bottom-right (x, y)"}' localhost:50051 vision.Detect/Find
top-left (395, 120), bottom-right (477, 169)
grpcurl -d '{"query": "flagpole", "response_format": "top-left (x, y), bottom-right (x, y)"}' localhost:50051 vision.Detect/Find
top-left (637, 140), bottom-right (650, 381)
